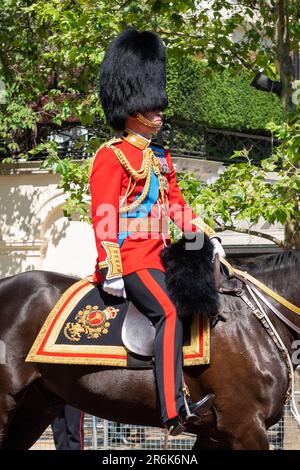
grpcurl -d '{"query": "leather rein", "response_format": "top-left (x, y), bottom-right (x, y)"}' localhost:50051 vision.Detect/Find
top-left (213, 255), bottom-right (300, 422)
top-left (214, 256), bottom-right (300, 335)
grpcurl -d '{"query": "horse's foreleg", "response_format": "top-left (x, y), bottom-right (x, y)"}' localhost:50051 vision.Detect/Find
top-left (0, 394), bottom-right (18, 447)
top-left (2, 380), bottom-right (65, 450)
top-left (225, 418), bottom-right (269, 450)
top-left (0, 367), bottom-right (28, 448)
top-left (192, 435), bottom-right (231, 450)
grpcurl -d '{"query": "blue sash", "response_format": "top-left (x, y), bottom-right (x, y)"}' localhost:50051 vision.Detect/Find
top-left (118, 144), bottom-right (170, 246)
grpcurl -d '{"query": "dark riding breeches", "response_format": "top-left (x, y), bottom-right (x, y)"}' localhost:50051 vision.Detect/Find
top-left (51, 406), bottom-right (84, 450)
top-left (123, 268), bottom-right (185, 424)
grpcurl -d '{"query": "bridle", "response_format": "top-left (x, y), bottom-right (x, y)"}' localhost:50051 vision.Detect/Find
top-left (215, 256), bottom-right (300, 335)
top-left (213, 255), bottom-right (300, 426)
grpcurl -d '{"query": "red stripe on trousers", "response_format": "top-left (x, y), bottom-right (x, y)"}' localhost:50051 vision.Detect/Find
top-left (136, 270), bottom-right (177, 419)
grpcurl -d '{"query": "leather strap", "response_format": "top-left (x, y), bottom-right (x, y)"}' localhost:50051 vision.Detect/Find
top-left (219, 256), bottom-right (300, 317)
top-left (213, 255), bottom-right (221, 291)
top-left (249, 285), bottom-right (300, 335)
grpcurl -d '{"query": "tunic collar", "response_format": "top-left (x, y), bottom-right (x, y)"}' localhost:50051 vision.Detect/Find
top-left (122, 128), bottom-right (151, 150)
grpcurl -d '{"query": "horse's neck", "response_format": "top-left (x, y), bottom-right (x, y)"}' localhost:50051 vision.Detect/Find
top-left (254, 269), bottom-right (300, 355)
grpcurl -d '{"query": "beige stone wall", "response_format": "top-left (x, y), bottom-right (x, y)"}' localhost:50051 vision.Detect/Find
top-left (0, 163), bottom-right (96, 279)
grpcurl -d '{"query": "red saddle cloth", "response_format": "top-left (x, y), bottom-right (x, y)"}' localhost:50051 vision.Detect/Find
top-left (26, 278), bottom-right (210, 368)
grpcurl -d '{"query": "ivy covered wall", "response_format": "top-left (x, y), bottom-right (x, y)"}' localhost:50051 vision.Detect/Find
top-left (166, 57), bottom-right (283, 131)
top-left (0, 55), bottom-right (283, 162)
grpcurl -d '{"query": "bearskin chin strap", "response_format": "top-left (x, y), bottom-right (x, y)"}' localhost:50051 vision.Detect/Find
top-left (135, 112), bottom-right (162, 130)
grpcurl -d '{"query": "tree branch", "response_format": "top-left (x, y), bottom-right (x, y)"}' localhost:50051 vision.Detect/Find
top-left (277, 0), bottom-right (294, 114)
top-left (156, 28), bottom-right (205, 40)
top-left (215, 223), bottom-right (284, 247)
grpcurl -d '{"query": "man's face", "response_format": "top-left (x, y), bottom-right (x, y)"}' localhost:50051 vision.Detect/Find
top-left (143, 109), bottom-right (163, 129)
top-left (125, 109), bottom-right (163, 135)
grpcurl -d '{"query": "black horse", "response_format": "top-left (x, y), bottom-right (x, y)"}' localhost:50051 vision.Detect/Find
top-left (0, 237), bottom-right (299, 449)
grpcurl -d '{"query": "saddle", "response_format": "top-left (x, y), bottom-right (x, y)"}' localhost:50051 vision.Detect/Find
top-left (121, 302), bottom-right (155, 356)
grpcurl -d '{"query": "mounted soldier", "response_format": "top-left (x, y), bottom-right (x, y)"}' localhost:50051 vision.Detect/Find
top-left (89, 28), bottom-right (225, 435)
top-left (1, 41), bottom-right (299, 444)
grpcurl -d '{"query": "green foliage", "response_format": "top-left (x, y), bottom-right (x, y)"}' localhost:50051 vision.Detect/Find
top-left (0, 0), bottom-right (287, 163)
top-left (1, 0), bottom-right (300, 247)
top-left (167, 57), bottom-right (283, 131)
top-left (41, 148), bottom-right (92, 223)
top-left (175, 110), bottom-right (300, 248)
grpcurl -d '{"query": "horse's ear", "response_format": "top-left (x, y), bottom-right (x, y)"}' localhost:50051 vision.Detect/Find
top-left (160, 232), bottom-right (219, 320)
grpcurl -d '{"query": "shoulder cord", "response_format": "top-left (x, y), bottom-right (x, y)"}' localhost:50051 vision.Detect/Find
top-left (109, 145), bottom-right (165, 214)
top-left (110, 145), bottom-right (152, 180)
top-left (90, 140), bottom-right (165, 214)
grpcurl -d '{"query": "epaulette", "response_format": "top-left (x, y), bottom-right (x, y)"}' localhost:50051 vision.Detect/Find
top-left (88, 138), bottom-right (122, 178)
top-left (99, 137), bottom-right (123, 149)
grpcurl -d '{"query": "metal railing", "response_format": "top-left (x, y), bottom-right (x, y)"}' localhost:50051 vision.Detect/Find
top-left (0, 121), bottom-right (280, 165)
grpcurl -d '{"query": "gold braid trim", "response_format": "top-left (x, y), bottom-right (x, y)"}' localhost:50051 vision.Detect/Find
top-left (88, 138), bottom-right (122, 179)
top-left (110, 145), bottom-right (151, 180)
top-left (110, 146), bottom-right (164, 214)
top-left (89, 139), bottom-right (165, 215)
top-left (100, 241), bottom-right (123, 279)
top-left (99, 137), bottom-right (123, 149)
top-left (118, 167), bottom-right (152, 213)
top-left (88, 155), bottom-right (95, 179)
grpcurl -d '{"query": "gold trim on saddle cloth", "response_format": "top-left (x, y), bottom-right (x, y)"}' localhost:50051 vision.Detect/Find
top-left (25, 277), bottom-right (210, 367)
top-left (25, 279), bottom-right (127, 367)
top-left (183, 314), bottom-right (210, 366)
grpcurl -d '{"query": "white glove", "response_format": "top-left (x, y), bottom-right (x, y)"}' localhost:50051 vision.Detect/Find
top-left (210, 237), bottom-right (226, 262)
top-left (103, 276), bottom-right (127, 298)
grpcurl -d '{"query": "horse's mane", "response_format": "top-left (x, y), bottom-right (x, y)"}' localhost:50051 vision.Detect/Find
top-left (235, 250), bottom-right (300, 279)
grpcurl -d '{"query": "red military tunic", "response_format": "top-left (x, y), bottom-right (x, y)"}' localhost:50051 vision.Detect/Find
top-left (89, 137), bottom-right (214, 282)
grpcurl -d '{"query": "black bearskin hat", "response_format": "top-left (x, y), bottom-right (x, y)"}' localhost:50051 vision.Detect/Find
top-left (99, 29), bottom-right (168, 131)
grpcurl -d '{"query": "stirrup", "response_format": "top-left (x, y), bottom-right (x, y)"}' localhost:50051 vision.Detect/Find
top-left (182, 394), bottom-right (202, 424)
top-left (166, 417), bottom-right (186, 437)
top-left (181, 375), bottom-right (199, 423)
